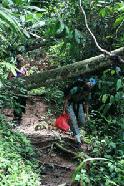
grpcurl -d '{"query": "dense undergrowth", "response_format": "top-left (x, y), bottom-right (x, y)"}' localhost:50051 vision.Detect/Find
top-left (0, 115), bottom-right (40, 186)
top-left (30, 68), bottom-right (124, 185)
top-left (72, 69), bottom-right (124, 185)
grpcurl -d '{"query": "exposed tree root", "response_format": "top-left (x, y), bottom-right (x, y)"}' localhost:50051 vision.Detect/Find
top-left (54, 142), bottom-right (78, 157)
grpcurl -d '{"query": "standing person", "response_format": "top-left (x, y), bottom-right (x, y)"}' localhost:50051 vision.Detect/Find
top-left (8, 55), bottom-right (29, 124)
top-left (63, 77), bottom-right (96, 148)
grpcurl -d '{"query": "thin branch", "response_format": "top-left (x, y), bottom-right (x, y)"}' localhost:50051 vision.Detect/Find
top-left (79, 0), bottom-right (124, 64)
top-left (79, 0), bottom-right (111, 56)
top-left (29, 32), bottom-right (41, 39)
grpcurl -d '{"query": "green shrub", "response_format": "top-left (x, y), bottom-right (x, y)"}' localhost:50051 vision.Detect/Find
top-left (0, 115), bottom-right (40, 186)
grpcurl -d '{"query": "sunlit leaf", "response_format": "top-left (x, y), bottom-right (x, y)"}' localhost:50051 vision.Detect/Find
top-left (102, 94), bottom-right (109, 104)
top-left (114, 16), bottom-right (124, 26)
top-left (57, 20), bottom-right (65, 34)
top-left (116, 79), bottom-right (122, 91)
top-left (99, 8), bottom-right (107, 17)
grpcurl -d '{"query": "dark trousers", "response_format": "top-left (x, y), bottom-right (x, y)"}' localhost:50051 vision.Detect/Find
top-left (13, 96), bottom-right (27, 120)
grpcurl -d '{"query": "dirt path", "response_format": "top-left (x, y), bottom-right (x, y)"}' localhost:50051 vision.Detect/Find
top-left (7, 96), bottom-right (78, 186)
top-left (3, 96), bottom-right (89, 185)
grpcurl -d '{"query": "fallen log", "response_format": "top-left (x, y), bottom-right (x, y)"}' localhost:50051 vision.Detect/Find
top-left (23, 46), bottom-right (124, 89)
top-left (3, 47), bottom-right (124, 91)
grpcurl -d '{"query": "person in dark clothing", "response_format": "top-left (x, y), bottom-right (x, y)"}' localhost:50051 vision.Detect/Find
top-left (8, 55), bottom-right (28, 124)
top-left (63, 77), bottom-right (96, 148)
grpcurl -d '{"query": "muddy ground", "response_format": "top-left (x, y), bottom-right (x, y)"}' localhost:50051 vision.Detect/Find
top-left (3, 96), bottom-right (89, 186)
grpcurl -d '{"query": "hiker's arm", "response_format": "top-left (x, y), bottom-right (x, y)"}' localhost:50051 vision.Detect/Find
top-left (63, 95), bottom-right (70, 114)
top-left (19, 67), bottom-right (27, 76)
top-left (63, 98), bottom-right (68, 114)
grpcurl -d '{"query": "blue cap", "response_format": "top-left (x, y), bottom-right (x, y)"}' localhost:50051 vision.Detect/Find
top-left (88, 78), bottom-right (97, 86)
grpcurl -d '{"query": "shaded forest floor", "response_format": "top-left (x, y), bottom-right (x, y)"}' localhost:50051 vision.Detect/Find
top-left (3, 96), bottom-right (89, 186)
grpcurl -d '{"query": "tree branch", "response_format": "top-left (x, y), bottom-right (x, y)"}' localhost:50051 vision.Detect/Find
top-left (79, 0), bottom-right (110, 56)
top-left (79, 0), bottom-right (124, 64)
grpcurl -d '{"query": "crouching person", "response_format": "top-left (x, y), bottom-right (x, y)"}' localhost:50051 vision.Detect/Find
top-left (63, 77), bottom-right (96, 148)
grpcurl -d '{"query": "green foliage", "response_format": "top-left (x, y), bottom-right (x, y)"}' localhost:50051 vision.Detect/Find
top-left (0, 0), bottom-right (46, 59)
top-left (73, 157), bottom-right (124, 186)
top-left (0, 115), bottom-right (40, 186)
top-left (74, 122), bottom-right (124, 185)
top-left (73, 66), bottom-right (124, 185)
top-left (30, 85), bottom-right (64, 115)
top-left (0, 1), bottom-right (124, 185)
top-left (98, 69), bottom-right (124, 116)
top-left (43, 0), bottom-right (124, 65)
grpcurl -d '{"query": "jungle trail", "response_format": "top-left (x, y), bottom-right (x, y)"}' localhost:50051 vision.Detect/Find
top-left (1, 48), bottom-right (124, 186)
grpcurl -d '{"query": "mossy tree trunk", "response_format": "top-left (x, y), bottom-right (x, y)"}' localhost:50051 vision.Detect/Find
top-left (14, 47), bottom-right (124, 89)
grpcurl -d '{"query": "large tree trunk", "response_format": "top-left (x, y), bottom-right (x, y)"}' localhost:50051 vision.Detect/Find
top-left (15, 47), bottom-right (124, 89)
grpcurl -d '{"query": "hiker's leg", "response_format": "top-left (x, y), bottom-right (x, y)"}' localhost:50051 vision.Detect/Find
top-left (66, 104), bottom-right (81, 143)
top-left (78, 104), bottom-right (85, 127)
top-left (19, 96), bottom-right (27, 114)
top-left (13, 96), bottom-right (25, 124)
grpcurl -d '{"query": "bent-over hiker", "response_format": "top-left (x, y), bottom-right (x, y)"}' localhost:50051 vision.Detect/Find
top-left (63, 77), bottom-right (96, 148)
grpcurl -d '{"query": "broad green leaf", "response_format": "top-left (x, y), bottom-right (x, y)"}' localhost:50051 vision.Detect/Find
top-left (116, 79), bottom-right (122, 91)
top-left (118, 4), bottom-right (124, 12)
top-left (25, 13), bottom-right (34, 22)
top-left (114, 16), bottom-right (124, 26)
top-left (65, 26), bottom-right (73, 39)
top-left (109, 142), bottom-right (116, 149)
top-left (102, 94), bottom-right (108, 104)
top-left (110, 95), bottom-right (115, 104)
top-left (115, 91), bottom-right (123, 101)
top-left (75, 174), bottom-right (80, 181)
top-left (99, 8), bottom-right (107, 17)
top-left (57, 21), bottom-right (65, 34)
top-left (75, 29), bottom-right (82, 44)
top-left (103, 103), bottom-right (111, 115)
top-left (111, 70), bottom-right (115, 75)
